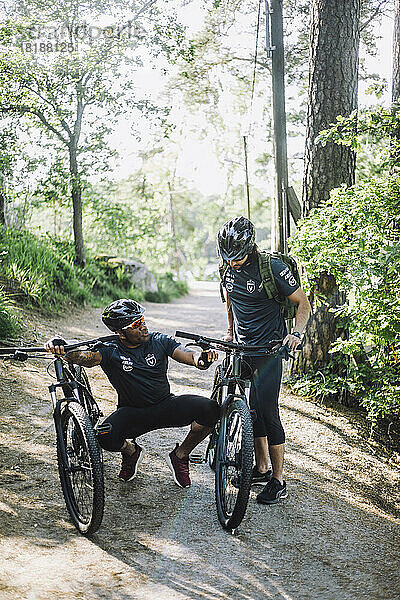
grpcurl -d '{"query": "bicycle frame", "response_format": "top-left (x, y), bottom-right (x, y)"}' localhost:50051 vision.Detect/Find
top-left (176, 330), bottom-right (292, 531)
top-left (0, 335), bottom-right (115, 535)
top-left (220, 350), bottom-right (252, 404)
top-left (49, 357), bottom-right (82, 470)
top-left (0, 334), bottom-right (116, 427)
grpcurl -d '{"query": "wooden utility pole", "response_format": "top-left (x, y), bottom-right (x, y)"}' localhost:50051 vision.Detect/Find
top-left (266, 0), bottom-right (289, 253)
top-left (243, 136), bottom-right (251, 219)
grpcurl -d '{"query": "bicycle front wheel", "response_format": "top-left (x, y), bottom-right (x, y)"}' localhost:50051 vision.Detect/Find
top-left (215, 398), bottom-right (253, 531)
top-left (56, 401), bottom-right (104, 535)
top-left (206, 426), bottom-right (219, 471)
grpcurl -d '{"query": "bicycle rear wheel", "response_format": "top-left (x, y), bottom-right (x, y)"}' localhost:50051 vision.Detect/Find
top-left (215, 398), bottom-right (253, 531)
top-left (56, 401), bottom-right (104, 534)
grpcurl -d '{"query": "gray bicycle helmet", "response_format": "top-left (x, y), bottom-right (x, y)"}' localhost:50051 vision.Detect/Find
top-left (102, 299), bottom-right (146, 332)
top-left (217, 216), bottom-right (255, 261)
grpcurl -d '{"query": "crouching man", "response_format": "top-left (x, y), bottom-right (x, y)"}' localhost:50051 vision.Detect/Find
top-left (46, 298), bottom-right (219, 488)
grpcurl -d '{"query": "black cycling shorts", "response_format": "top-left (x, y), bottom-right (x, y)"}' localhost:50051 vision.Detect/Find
top-left (243, 355), bottom-right (284, 444)
top-left (98, 394), bottom-right (220, 452)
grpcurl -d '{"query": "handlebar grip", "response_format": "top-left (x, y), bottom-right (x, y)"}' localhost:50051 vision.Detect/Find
top-left (175, 331), bottom-right (199, 341)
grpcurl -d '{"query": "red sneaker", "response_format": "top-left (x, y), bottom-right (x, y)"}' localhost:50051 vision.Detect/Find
top-left (166, 444), bottom-right (191, 488)
top-left (118, 443), bottom-right (143, 482)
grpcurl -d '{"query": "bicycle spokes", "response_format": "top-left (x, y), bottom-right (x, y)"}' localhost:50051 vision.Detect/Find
top-left (215, 399), bottom-right (253, 531)
top-left (220, 413), bottom-right (243, 515)
top-left (65, 416), bottom-right (94, 524)
top-left (57, 402), bottom-right (104, 534)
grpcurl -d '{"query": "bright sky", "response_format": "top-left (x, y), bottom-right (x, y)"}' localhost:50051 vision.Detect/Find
top-left (108, 1), bottom-right (395, 198)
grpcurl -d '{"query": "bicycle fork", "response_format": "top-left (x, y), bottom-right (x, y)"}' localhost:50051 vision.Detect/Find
top-left (49, 379), bottom-right (81, 474)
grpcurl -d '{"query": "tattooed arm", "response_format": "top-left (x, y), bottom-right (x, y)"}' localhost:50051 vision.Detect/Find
top-left (64, 350), bottom-right (102, 367)
top-left (44, 338), bottom-right (102, 367)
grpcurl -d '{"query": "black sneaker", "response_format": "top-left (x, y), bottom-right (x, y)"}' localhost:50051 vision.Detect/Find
top-left (251, 467), bottom-right (273, 485)
top-left (232, 467), bottom-right (272, 489)
top-left (256, 477), bottom-right (288, 505)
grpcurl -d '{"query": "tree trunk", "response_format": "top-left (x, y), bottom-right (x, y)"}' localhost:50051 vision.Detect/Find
top-left (294, 273), bottom-right (346, 371)
top-left (294, 0), bottom-right (360, 380)
top-left (0, 184), bottom-right (6, 227)
top-left (167, 180), bottom-right (179, 274)
top-left (302, 0), bottom-right (360, 214)
top-left (393, 0), bottom-right (400, 104)
top-left (392, 0), bottom-right (400, 165)
top-left (69, 143), bottom-right (86, 267)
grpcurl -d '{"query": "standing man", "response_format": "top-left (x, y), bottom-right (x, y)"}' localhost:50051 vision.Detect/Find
top-left (46, 298), bottom-right (219, 489)
top-left (217, 216), bottom-right (311, 504)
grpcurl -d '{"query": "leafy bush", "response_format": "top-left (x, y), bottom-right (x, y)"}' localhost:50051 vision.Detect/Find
top-left (0, 227), bottom-right (90, 308)
top-left (290, 176), bottom-right (400, 424)
top-left (0, 227), bottom-right (188, 332)
top-left (0, 288), bottom-right (21, 338)
top-left (146, 272), bottom-right (188, 303)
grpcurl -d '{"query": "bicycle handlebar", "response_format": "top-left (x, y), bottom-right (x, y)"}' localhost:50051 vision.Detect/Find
top-left (175, 330), bottom-right (282, 352)
top-left (0, 334), bottom-right (120, 356)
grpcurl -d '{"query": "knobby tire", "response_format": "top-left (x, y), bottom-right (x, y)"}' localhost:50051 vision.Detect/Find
top-left (215, 398), bottom-right (253, 531)
top-left (207, 365), bottom-right (222, 471)
top-left (56, 401), bottom-right (104, 535)
top-left (72, 366), bottom-right (97, 422)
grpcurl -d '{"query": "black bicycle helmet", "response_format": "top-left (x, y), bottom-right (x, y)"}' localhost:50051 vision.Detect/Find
top-left (217, 216), bottom-right (255, 261)
top-left (102, 299), bottom-right (146, 332)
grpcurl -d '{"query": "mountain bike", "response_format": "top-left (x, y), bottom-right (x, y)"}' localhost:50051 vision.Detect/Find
top-left (176, 330), bottom-right (290, 533)
top-left (0, 334), bottom-right (118, 535)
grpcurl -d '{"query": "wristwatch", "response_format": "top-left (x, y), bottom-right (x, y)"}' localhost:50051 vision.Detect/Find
top-left (291, 331), bottom-right (302, 339)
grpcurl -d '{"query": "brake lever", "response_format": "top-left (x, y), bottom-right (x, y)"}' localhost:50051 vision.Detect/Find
top-left (185, 341), bottom-right (211, 351)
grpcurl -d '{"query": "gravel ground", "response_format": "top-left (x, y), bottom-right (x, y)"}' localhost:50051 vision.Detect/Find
top-left (0, 282), bottom-right (399, 600)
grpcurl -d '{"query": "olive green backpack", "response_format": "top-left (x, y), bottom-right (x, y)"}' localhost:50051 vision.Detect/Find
top-left (219, 247), bottom-right (301, 320)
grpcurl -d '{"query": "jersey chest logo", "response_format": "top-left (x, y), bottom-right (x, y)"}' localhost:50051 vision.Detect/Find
top-left (247, 279), bottom-right (256, 293)
top-left (145, 353), bottom-right (157, 367)
top-left (120, 356), bottom-right (134, 372)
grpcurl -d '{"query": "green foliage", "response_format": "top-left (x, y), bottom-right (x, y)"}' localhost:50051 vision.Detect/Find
top-left (147, 273), bottom-right (188, 303)
top-left (0, 0), bottom-right (190, 264)
top-left (0, 226), bottom-right (90, 307)
top-left (291, 176), bottom-right (400, 423)
top-left (316, 107), bottom-right (400, 171)
top-left (0, 226), bottom-right (188, 324)
top-left (84, 177), bottom-right (171, 269)
top-left (0, 287), bottom-right (21, 338)
top-left (81, 160), bottom-right (271, 279)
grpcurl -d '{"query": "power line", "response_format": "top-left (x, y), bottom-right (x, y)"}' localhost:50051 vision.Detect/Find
top-left (246, 0), bottom-right (262, 136)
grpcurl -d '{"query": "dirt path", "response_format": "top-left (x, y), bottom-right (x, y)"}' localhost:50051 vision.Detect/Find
top-left (0, 282), bottom-right (399, 600)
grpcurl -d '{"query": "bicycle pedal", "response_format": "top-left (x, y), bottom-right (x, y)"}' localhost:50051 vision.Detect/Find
top-left (189, 453), bottom-right (204, 464)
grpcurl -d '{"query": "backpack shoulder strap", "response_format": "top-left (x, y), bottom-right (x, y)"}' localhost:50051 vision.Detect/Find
top-left (218, 261), bottom-right (229, 303)
top-left (257, 249), bottom-right (282, 302)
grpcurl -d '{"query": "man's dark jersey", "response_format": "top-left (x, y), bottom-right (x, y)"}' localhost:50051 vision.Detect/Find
top-left (97, 332), bottom-right (180, 408)
top-left (222, 253), bottom-right (299, 348)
